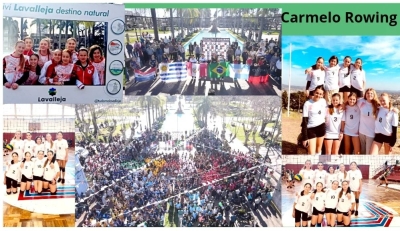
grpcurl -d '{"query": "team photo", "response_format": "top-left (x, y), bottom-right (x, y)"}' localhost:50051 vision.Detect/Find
top-left (2, 104), bottom-right (75, 227)
top-left (3, 3), bottom-right (125, 104)
top-left (282, 155), bottom-right (400, 227)
top-left (282, 36), bottom-right (400, 154)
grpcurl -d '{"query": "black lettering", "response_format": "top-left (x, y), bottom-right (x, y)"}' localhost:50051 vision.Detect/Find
top-left (341, 199), bottom-right (344, 202)
top-left (301, 202), bottom-right (305, 206)
top-left (368, 112), bottom-right (370, 116)
top-left (379, 117), bottom-right (382, 123)
top-left (352, 177), bottom-right (355, 180)
top-left (334, 117), bottom-right (337, 122)
top-left (12, 170), bottom-right (15, 174)
top-left (25, 166), bottom-right (28, 169)
top-left (28, 146), bottom-right (30, 148)
top-left (59, 147), bottom-right (61, 150)
top-left (350, 115), bottom-right (353, 119)
top-left (318, 110), bottom-right (321, 115)
top-left (38, 165), bottom-right (42, 168)
top-left (281, 12), bottom-right (290, 23)
top-left (346, 12), bottom-right (355, 23)
top-left (316, 197), bottom-right (319, 201)
top-left (317, 77), bottom-right (320, 81)
top-left (331, 195), bottom-right (335, 199)
top-left (46, 168), bottom-right (48, 171)
top-left (353, 75), bottom-right (356, 80)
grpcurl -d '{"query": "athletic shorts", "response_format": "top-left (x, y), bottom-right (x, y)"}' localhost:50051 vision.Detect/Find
top-left (307, 123), bottom-right (326, 139)
top-left (21, 174), bottom-right (33, 183)
top-left (33, 175), bottom-right (43, 181)
top-left (324, 138), bottom-right (339, 141)
top-left (339, 86), bottom-right (351, 92)
top-left (374, 133), bottom-right (391, 144)
top-left (5, 177), bottom-right (18, 189)
top-left (294, 209), bottom-right (309, 223)
top-left (325, 208), bottom-right (337, 213)
top-left (312, 207), bottom-right (325, 216)
top-left (337, 210), bottom-right (350, 217)
top-left (379, 176), bottom-right (386, 181)
top-left (350, 86), bottom-right (363, 98)
top-left (43, 178), bottom-right (55, 184)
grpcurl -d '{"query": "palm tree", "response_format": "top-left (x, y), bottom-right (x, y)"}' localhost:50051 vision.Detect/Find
top-left (151, 9), bottom-right (159, 41)
top-left (182, 9), bottom-right (200, 33)
top-left (195, 97), bottom-right (215, 128)
top-left (169, 8), bottom-right (175, 39)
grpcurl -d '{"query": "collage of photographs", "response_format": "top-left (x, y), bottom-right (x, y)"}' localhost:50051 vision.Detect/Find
top-left (1, 2), bottom-right (399, 229)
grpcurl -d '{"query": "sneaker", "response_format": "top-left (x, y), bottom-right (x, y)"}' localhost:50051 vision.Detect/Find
top-left (355, 211), bottom-right (358, 216)
top-left (62, 179), bottom-right (65, 184)
top-left (58, 178), bottom-right (62, 183)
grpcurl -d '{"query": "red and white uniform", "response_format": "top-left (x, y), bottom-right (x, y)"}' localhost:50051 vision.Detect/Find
top-left (3, 54), bottom-right (26, 83)
top-left (38, 53), bottom-right (52, 68)
top-left (55, 64), bottom-right (74, 82)
top-left (24, 70), bottom-right (39, 85)
top-left (73, 61), bottom-right (100, 87)
top-left (92, 58), bottom-right (106, 85)
top-left (71, 52), bottom-right (78, 64)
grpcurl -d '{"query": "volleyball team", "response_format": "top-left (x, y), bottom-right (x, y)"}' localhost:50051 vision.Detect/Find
top-left (4, 131), bottom-right (69, 196)
top-left (290, 160), bottom-right (363, 227)
top-left (301, 56), bottom-right (399, 155)
top-left (3, 37), bottom-right (105, 89)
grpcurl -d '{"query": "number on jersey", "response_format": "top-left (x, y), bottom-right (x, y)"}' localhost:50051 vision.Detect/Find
top-left (379, 117), bottom-right (382, 123)
top-left (350, 115), bottom-right (353, 119)
top-left (334, 117), bottom-right (337, 122)
top-left (318, 110), bottom-right (321, 115)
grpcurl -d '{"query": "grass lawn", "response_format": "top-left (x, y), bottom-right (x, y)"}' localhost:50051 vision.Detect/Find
top-left (227, 30), bottom-right (246, 42)
top-left (226, 124), bottom-right (264, 144)
top-left (164, 203), bottom-right (179, 227)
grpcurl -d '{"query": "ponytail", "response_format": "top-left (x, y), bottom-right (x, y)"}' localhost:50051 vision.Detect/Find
top-left (19, 54), bottom-right (25, 70)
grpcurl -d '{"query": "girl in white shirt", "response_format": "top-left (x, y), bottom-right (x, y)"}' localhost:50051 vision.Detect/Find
top-left (370, 93), bottom-right (399, 154)
top-left (310, 182), bottom-right (326, 227)
top-left (348, 162), bottom-right (362, 216)
top-left (324, 180), bottom-right (340, 227)
top-left (23, 132), bottom-right (35, 156)
top-left (338, 56), bottom-right (353, 104)
top-left (349, 58), bottom-right (366, 98)
top-left (10, 131), bottom-right (24, 161)
top-left (54, 131), bottom-right (69, 184)
top-left (342, 92), bottom-right (361, 154)
top-left (32, 151), bottom-right (46, 194)
top-left (44, 133), bottom-right (55, 157)
top-left (42, 151), bottom-right (60, 194)
top-left (336, 181), bottom-right (355, 227)
top-left (305, 57), bottom-right (325, 98)
top-left (292, 183), bottom-right (312, 227)
top-left (20, 152), bottom-right (34, 192)
top-left (4, 152), bottom-right (21, 194)
top-left (337, 163), bottom-right (349, 186)
top-left (357, 88), bottom-right (380, 154)
top-left (33, 136), bottom-right (45, 158)
top-left (326, 166), bottom-right (338, 189)
top-left (324, 93), bottom-right (345, 154)
top-left (299, 160), bottom-right (315, 188)
top-left (301, 86), bottom-right (327, 154)
top-left (323, 56), bottom-right (340, 104)
top-left (314, 162), bottom-right (327, 188)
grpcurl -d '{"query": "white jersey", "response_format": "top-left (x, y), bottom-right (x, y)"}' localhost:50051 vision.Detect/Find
top-left (303, 99), bottom-right (327, 128)
top-left (295, 192), bottom-right (312, 213)
top-left (44, 141), bottom-right (55, 153)
top-left (21, 160), bottom-right (34, 179)
top-left (325, 107), bottom-right (345, 139)
top-left (338, 64), bottom-right (351, 88)
top-left (324, 65), bottom-right (340, 90)
top-left (325, 173), bottom-right (338, 189)
top-left (312, 191), bottom-right (326, 211)
top-left (33, 158), bottom-right (46, 177)
top-left (39, 60), bottom-right (52, 84)
top-left (43, 161), bottom-right (60, 181)
top-left (299, 169), bottom-right (315, 187)
top-left (375, 107), bottom-right (399, 136)
top-left (350, 67), bottom-right (366, 91)
top-left (54, 139), bottom-right (69, 160)
top-left (307, 69), bottom-right (325, 91)
top-left (3, 54), bottom-right (25, 83)
top-left (324, 188), bottom-right (340, 209)
top-left (342, 105), bottom-right (360, 136)
top-left (33, 143), bottom-right (45, 156)
top-left (314, 170), bottom-right (327, 187)
top-left (6, 161), bottom-right (21, 181)
top-left (10, 139), bottom-right (25, 160)
top-left (337, 191), bottom-right (355, 212)
top-left (348, 169), bottom-right (362, 192)
top-left (337, 171), bottom-right (349, 185)
top-left (92, 59), bottom-right (106, 85)
top-left (23, 139), bottom-right (36, 155)
top-left (357, 98), bottom-right (376, 138)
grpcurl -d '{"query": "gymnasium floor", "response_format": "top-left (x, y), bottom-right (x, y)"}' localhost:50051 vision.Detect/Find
top-left (282, 179), bottom-right (400, 227)
top-left (3, 149), bottom-right (75, 227)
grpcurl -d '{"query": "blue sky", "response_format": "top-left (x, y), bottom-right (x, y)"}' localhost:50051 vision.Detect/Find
top-left (282, 36), bottom-right (400, 91)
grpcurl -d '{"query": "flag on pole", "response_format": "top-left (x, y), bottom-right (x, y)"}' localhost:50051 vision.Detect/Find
top-left (248, 64), bottom-right (269, 84)
top-left (199, 63), bottom-right (208, 78)
top-left (134, 66), bottom-right (156, 82)
top-left (159, 62), bottom-right (188, 82)
top-left (229, 64), bottom-right (250, 80)
top-left (186, 62), bottom-right (198, 77)
top-left (208, 62), bottom-right (230, 79)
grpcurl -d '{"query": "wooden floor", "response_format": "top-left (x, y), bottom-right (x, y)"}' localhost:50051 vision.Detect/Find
top-left (3, 203), bottom-right (75, 227)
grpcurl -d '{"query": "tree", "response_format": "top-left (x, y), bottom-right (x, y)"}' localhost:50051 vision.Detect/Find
top-left (75, 105), bottom-right (109, 144)
top-left (282, 90), bottom-right (288, 109)
top-left (169, 8), bottom-right (175, 39)
top-left (151, 9), bottom-right (159, 41)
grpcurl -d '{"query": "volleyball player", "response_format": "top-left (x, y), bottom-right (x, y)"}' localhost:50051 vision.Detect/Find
top-left (350, 58), bottom-right (366, 98)
top-left (322, 56), bottom-right (340, 104)
top-left (44, 133), bottom-right (55, 156)
top-left (301, 86), bottom-right (327, 154)
top-left (53, 131), bottom-right (69, 184)
top-left (32, 150), bottom-right (46, 194)
top-left (292, 183), bottom-right (312, 227)
top-left (23, 132), bottom-right (35, 156)
top-left (348, 162), bottom-right (362, 216)
top-left (299, 160), bottom-right (315, 188)
top-left (326, 166), bottom-right (338, 189)
top-left (342, 92), bottom-right (361, 154)
top-left (336, 181), bottom-right (355, 227)
top-left (370, 93), bottom-right (399, 154)
top-left (42, 151), bottom-right (60, 195)
top-left (305, 57), bottom-right (325, 98)
top-left (10, 131), bottom-right (24, 160)
top-left (310, 182), bottom-right (326, 227)
top-left (377, 166), bottom-right (391, 190)
top-left (337, 163), bottom-right (349, 186)
top-left (324, 93), bottom-right (344, 154)
top-left (33, 136), bottom-right (45, 158)
top-left (324, 180), bottom-right (339, 227)
top-left (4, 152), bottom-right (20, 194)
top-left (314, 162), bottom-right (327, 187)
top-left (20, 152), bottom-right (34, 192)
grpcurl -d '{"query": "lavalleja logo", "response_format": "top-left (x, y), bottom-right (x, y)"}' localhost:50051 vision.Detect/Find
top-left (48, 88), bottom-right (57, 96)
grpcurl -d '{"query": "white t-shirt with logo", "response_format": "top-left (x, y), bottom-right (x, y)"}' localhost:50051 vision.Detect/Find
top-left (11, 139), bottom-right (25, 161)
top-left (6, 161), bottom-right (21, 181)
top-left (44, 141), bottom-right (55, 154)
top-left (299, 169), bottom-right (315, 188)
top-left (337, 171), bottom-right (349, 185)
top-left (325, 107), bottom-right (345, 139)
top-left (307, 69), bottom-right (325, 92)
top-left (312, 191), bottom-right (326, 211)
top-left (350, 67), bottom-right (366, 91)
top-left (338, 64), bottom-right (351, 88)
top-left (33, 143), bottom-right (45, 156)
top-left (295, 192), bottom-right (312, 213)
top-left (33, 158), bottom-right (46, 177)
top-left (324, 65), bottom-right (340, 90)
top-left (375, 107), bottom-right (399, 136)
top-left (43, 161), bottom-right (60, 181)
top-left (357, 98), bottom-right (376, 138)
top-left (348, 169), bottom-right (362, 192)
top-left (342, 105), bottom-right (360, 136)
top-left (23, 139), bottom-right (36, 155)
top-left (337, 191), bottom-right (355, 212)
top-left (326, 173), bottom-right (338, 189)
top-left (314, 170), bottom-right (327, 187)
top-left (54, 139), bottom-right (69, 160)
top-left (303, 99), bottom-right (327, 128)
top-left (325, 188), bottom-right (340, 209)
top-left (21, 160), bottom-right (34, 179)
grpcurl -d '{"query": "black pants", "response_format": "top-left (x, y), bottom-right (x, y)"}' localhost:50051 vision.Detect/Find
top-left (196, 53), bottom-right (200, 61)
top-left (6, 177), bottom-right (18, 189)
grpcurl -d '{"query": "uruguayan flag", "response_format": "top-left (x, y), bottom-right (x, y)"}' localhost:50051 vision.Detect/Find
top-left (159, 62), bottom-right (188, 82)
top-left (229, 64), bottom-right (250, 80)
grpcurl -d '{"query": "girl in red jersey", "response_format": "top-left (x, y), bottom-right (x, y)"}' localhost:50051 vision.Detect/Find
top-left (37, 38), bottom-right (53, 68)
top-left (23, 54), bottom-right (41, 85)
top-left (66, 38), bottom-right (78, 63)
top-left (46, 49), bottom-right (76, 85)
top-left (89, 45), bottom-right (106, 85)
top-left (3, 40), bottom-right (30, 90)
top-left (72, 48), bottom-right (100, 89)
top-left (23, 37), bottom-right (34, 57)
top-left (39, 49), bottom-right (62, 85)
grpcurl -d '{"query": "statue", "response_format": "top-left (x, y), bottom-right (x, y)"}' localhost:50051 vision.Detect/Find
top-left (175, 99), bottom-right (184, 114)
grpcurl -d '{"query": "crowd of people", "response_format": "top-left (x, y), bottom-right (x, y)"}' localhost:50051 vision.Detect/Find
top-left (76, 115), bottom-right (275, 227)
top-left (300, 55), bottom-right (398, 154)
top-left (125, 32), bottom-right (281, 82)
top-left (3, 37), bottom-right (105, 89)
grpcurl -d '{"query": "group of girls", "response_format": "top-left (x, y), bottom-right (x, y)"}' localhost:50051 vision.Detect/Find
top-left (301, 56), bottom-right (398, 154)
top-left (3, 131), bottom-right (69, 195)
top-left (292, 160), bottom-right (363, 227)
top-left (3, 37), bottom-right (104, 89)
